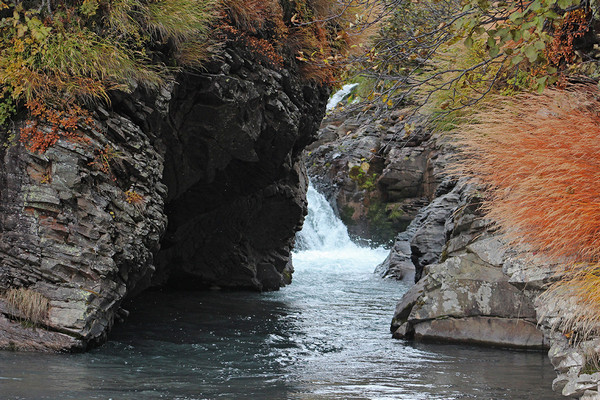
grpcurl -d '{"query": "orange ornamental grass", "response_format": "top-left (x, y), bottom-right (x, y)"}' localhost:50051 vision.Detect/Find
top-left (452, 86), bottom-right (600, 339)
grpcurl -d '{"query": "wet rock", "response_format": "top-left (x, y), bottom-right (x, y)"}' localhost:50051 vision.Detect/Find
top-left (376, 180), bottom-right (465, 281)
top-left (413, 317), bottom-right (544, 348)
top-left (155, 47), bottom-right (328, 291)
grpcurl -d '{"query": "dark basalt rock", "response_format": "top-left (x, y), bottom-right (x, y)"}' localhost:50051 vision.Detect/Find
top-left (0, 98), bottom-right (168, 351)
top-left (155, 48), bottom-right (328, 290)
top-left (0, 44), bottom-right (328, 351)
top-left (374, 179), bottom-right (465, 282)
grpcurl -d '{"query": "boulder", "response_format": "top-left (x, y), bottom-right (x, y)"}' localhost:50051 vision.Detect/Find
top-left (391, 247), bottom-right (546, 349)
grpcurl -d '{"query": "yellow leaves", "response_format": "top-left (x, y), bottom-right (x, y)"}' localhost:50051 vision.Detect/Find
top-left (16, 24), bottom-right (27, 38)
top-left (124, 189), bottom-right (144, 205)
top-left (12, 38), bottom-right (25, 52)
top-left (380, 94), bottom-right (394, 107)
top-left (80, 0), bottom-right (99, 17)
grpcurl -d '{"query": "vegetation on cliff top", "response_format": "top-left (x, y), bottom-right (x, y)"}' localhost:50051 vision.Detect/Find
top-left (0, 0), bottom-right (374, 152)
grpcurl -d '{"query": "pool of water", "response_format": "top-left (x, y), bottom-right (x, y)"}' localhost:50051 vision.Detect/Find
top-left (0, 248), bottom-right (560, 400)
top-left (0, 185), bottom-right (562, 400)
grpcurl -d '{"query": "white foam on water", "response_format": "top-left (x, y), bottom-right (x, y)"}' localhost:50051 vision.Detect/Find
top-left (294, 183), bottom-right (388, 272)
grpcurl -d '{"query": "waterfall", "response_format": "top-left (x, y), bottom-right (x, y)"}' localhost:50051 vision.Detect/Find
top-left (295, 184), bottom-right (358, 252)
top-left (326, 83), bottom-right (359, 112)
top-left (292, 183), bottom-right (389, 275)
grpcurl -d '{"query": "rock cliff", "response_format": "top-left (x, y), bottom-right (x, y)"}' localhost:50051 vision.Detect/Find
top-left (389, 184), bottom-right (548, 349)
top-left (0, 43), bottom-right (327, 351)
top-left (381, 148), bottom-right (600, 398)
top-left (307, 106), bottom-right (453, 246)
top-left (387, 183), bottom-right (600, 398)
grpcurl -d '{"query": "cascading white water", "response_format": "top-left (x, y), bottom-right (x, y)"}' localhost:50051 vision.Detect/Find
top-left (293, 183), bottom-right (389, 270)
top-left (295, 184), bottom-right (357, 251)
top-left (326, 83), bottom-right (359, 112)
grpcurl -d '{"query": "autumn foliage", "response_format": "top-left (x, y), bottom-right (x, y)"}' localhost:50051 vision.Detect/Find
top-left (546, 8), bottom-right (592, 67)
top-left (0, 0), bottom-right (373, 155)
top-left (220, 0), bottom-right (375, 85)
top-left (20, 99), bottom-right (92, 153)
top-left (453, 87), bottom-right (600, 339)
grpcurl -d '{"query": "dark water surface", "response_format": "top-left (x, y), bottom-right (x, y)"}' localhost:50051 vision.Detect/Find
top-left (0, 250), bottom-right (561, 400)
top-left (0, 186), bottom-right (561, 399)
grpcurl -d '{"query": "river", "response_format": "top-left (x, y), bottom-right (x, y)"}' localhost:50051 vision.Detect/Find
top-left (0, 185), bottom-right (561, 399)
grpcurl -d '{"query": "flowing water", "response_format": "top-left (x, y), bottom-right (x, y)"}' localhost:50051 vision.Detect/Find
top-left (0, 185), bottom-right (561, 400)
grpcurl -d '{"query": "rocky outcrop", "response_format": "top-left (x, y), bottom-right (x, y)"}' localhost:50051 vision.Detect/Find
top-left (0, 43), bottom-right (327, 351)
top-left (388, 183), bottom-right (548, 349)
top-left (391, 239), bottom-right (547, 349)
top-left (307, 107), bottom-right (453, 245)
top-left (0, 94), bottom-right (168, 351)
top-left (155, 47), bottom-right (327, 291)
top-left (375, 179), bottom-right (464, 281)
top-left (385, 178), bottom-right (600, 397)
top-left (545, 333), bottom-right (600, 398)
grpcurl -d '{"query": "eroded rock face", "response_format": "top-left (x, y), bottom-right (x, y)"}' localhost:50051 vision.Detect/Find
top-left (385, 178), bottom-right (600, 396)
top-left (307, 108), bottom-right (452, 245)
top-left (391, 248), bottom-right (547, 349)
top-left (388, 184), bottom-right (547, 349)
top-left (375, 180), bottom-right (466, 281)
top-left (0, 97), bottom-right (168, 351)
top-left (0, 44), bottom-right (327, 351)
top-left (155, 48), bottom-right (328, 290)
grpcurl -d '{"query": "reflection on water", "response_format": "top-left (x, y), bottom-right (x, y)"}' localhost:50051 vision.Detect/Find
top-left (0, 185), bottom-right (562, 399)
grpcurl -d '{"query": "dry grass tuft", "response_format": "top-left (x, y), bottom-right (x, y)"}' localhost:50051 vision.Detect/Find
top-left (453, 87), bottom-right (600, 263)
top-left (222, 0), bottom-right (285, 36)
top-left (539, 266), bottom-right (600, 342)
top-left (452, 86), bottom-right (600, 341)
top-left (4, 288), bottom-right (49, 326)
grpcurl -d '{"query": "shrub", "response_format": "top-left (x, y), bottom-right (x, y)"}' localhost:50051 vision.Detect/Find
top-left (453, 86), bottom-right (600, 341)
top-left (357, 0), bottom-right (597, 113)
top-left (0, 0), bottom-right (220, 151)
